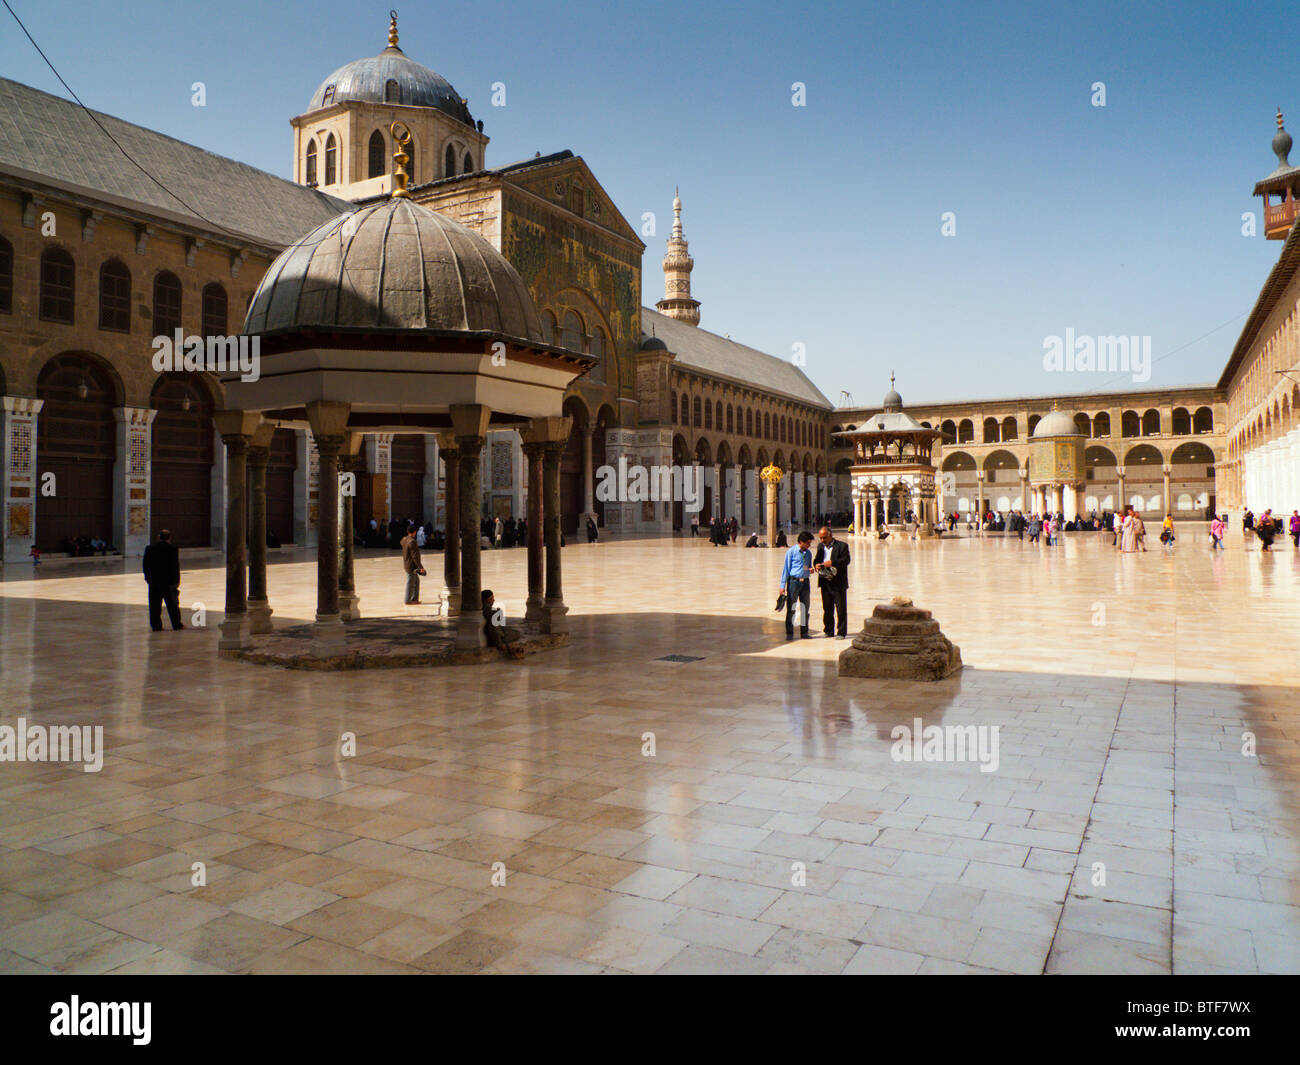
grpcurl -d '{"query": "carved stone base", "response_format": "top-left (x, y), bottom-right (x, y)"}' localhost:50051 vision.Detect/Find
top-left (455, 612), bottom-right (485, 651)
top-left (338, 591), bottom-right (361, 622)
top-left (444, 586), bottom-right (461, 618)
top-left (525, 593), bottom-right (545, 623)
top-left (310, 613), bottom-right (348, 658)
top-left (838, 596), bottom-right (962, 681)
top-left (247, 599), bottom-right (274, 635)
top-left (218, 613), bottom-right (251, 652)
top-left (541, 598), bottom-right (569, 635)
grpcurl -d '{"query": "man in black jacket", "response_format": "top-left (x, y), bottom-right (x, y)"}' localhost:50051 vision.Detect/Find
top-left (142, 529), bottom-right (183, 632)
top-left (812, 526), bottom-right (851, 638)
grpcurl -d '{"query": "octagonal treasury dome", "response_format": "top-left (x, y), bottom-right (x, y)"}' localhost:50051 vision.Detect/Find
top-left (1031, 410), bottom-right (1083, 438)
top-left (244, 197), bottom-right (545, 343)
top-left (309, 49), bottom-right (474, 127)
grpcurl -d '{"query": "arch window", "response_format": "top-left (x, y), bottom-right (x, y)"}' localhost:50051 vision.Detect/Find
top-left (384, 79), bottom-right (400, 104)
top-left (368, 130), bottom-right (386, 179)
top-left (1121, 410), bottom-right (1140, 437)
top-left (693, 396), bottom-right (702, 428)
top-left (463, 151), bottom-right (474, 174)
top-left (324, 134), bottom-right (338, 185)
top-left (957, 419), bottom-right (974, 443)
top-left (983, 417), bottom-right (1000, 443)
top-left (764, 412), bottom-right (771, 438)
top-left (705, 400), bottom-right (713, 430)
top-left (1001, 416), bottom-right (1017, 440)
top-left (561, 310), bottom-right (584, 353)
top-left (98, 259), bottom-right (131, 333)
top-left (445, 144), bottom-right (456, 177)
top-left (40, 247), bottom-right (76, 324)
top-left (1027, 414), bottom-right (1041, 436)
top-left (539, 310), bottom-right (556, 344)
top-left (746, 409), bottom-right (754, 436)
top-left (1093, 412), bottom-right (1111, 437)
top-left (153, 271), bottom-right (182, 336)
top-left (1074, 413), bottom-right (1091, 436)
top-left (726, 405), bottom-right (734, 434)
top-left (1141, 409), bottom-right (1161, 436)
top-left (715, 400), bottom-right (722, 429)
top-left (305, 140), bottom-right (318, 185)
top-left (1193, 406), bottom-right (1213, 433)
top-left (672, 394), bottom-right (679, 425)
top-left (0, 235), bottom-right (11, 314)
top-left (201, 283), bottom-right (227, 337)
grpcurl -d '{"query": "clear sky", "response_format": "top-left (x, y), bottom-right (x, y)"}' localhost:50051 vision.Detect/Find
top-left (3, 0), bottom-right (1295, 406)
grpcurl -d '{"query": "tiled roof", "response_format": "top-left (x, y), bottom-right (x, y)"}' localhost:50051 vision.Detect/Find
top-left (643, 307), bottom-right (832, 409)
top-left (0, 77), bottom-right (352, 248)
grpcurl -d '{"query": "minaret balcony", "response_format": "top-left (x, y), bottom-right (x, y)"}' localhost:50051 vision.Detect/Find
top-left (1264, 198), bottom-right (1300, 239)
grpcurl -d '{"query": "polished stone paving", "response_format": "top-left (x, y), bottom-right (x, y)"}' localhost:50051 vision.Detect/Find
top-left (0, 529), bottom-right (1297, 974)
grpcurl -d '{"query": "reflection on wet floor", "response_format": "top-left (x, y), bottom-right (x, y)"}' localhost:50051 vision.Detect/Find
top-left (0, 532), bottom-right (1297, 973)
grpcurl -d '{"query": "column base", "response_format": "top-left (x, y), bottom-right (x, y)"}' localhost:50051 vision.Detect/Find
top-left (310, 613), bottom-right (348, 658)
top-left (338, 591), bottom-right (361, 622)
top-left (247, 599), bottom-right (274, 635)
top-left (218, 613), bottom-right (250, 651)
top-left (525, 593), bottom-right (545, 622)
top-left (455, 612), bottom-right (485, 650)
top-left (541, 598), bottom-right (569, 635)
top-left (444, 586), bottom-right (461, 617)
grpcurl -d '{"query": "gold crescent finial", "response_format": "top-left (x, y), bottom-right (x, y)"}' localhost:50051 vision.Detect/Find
top-left (390, 121), bottom-right (412, 198)
top-left (388, 10), bottom-right (399, 48)
top-left (1279, 107), bottom-right (1286, 130)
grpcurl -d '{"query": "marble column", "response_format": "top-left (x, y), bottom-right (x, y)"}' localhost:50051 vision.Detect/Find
top-left (439, 432), bottom-right (461, 616)
top-left (582, 427), bottom-right (594, 523)
top-left (1161, 464), bottom-right (1172, 517)
top-left (523, 440), bottom-right (545, 622)
top-left (543, 437), bottom-right (569, 633)
top-left (1116, 466), bottom-right (1127, 513)
top-left (869, 491), bottom-right (879, 533)
top-left (247, 420), bottom-right (276, 635)
top-left (213, 411), bottom-right (262, 652)
top-left (338, 433), bottom-right (363, 622)
top-left (452, 405), bottom-right (491, 651)
top-left (1, 397), bottom-right (43, 565)
top-left (1019, 470), bottom-right (1029, 514)
top-left (307, 402), bottom-right (350, 658)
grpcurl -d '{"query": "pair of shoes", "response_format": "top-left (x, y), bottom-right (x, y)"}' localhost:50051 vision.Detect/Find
top-left (823, 630), bottom-right (833, 638)
top-left (836, 634), bottom-right (848, 640)
top-left (175, 624), bottom-right (185, 630)
top-left (800, 630), bottom-right (811, 638)
top-left (785, 632), bottom-right (794, 641)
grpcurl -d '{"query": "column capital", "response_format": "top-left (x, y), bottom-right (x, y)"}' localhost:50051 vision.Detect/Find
top-left (213, 410), bottom-right (263, 441)
top-left (520, 439), bottom-right (545, 458)
top-left (450, 403), bottom-right (491, 439)
top-left (436, 430), bottom-right (460, 454)
top-left (523, 415), bottom-right (573, 446)
top-left (1, 396), bottom-right (43, 415)
top-left (306, 400), bottom-right (351, 439)
top-left (314, 433), bottom-right (347, 457)
top-left (113, 406), bottom-right (157, 426)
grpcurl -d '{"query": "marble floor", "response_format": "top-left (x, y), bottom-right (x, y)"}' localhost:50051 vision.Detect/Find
top-left (0, 529), bottom-right (1297, 974)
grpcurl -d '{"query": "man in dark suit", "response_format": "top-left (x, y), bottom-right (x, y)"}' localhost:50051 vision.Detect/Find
top-left (142, 529), bottom-right (183, 632)
top-left (812, 525), bottom-right (851, 638)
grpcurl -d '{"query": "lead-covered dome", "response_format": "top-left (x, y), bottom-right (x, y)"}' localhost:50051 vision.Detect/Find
top-left (244, 197), bottom-right (544, 342)
top-left (1032, 410), bottom-right (1082, 438)
top-left (308, 44), bottom-right (474, 127)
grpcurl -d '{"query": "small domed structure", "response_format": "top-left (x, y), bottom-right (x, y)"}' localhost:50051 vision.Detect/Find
top-left (1031, 410), bottom-right (1082, 438)
top-left (245, 197), bottom-right (544, 343)
top-left (639, 335), bottom-right (668, 352)
top-left (882, 371), bottom-right (903, 413)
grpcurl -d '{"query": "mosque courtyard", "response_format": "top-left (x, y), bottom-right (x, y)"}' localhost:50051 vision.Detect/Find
top-left (0, 529), bottom-right (1297, 975)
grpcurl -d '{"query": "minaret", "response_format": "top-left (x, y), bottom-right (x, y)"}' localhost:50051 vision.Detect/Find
top-left (1254, 108), bottom-right (1300, 240)
top-left (656, 189), bottom-right (701, 325)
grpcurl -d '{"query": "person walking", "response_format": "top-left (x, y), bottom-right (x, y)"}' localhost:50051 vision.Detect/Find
top-left (1160, 514), bottom-right (1176, 552)
top-left (1028, 514), bottom-right (1041, 544)
top-left (1289, 510), bottom-right (1300, 550)
top-left (779, 531), bottom-right (814, 640)
top-left (401, 525), bottom-right (426, 603)
top-left (1209, 514), bottom-right (1226, 550)
top-left (1120, 507), bottom-right (1138, 553)
top-left (690, 513), bottom-right (699, 538)
top-left (1257, 509), bottom-right (1276, 551)
top-left (142, 529), bottom-right (184, 631)
top-left (1134, 510), bottom-right (1148, 552)
top-left (586, 515), bottom-right (599, 544)
top-left (812, 526), bottom-right (851, 638)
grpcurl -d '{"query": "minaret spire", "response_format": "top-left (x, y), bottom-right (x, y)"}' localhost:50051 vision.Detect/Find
top-left (656, 188), bottom-right (701, 326)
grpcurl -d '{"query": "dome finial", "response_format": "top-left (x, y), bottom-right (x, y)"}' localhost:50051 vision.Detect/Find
top-left (388, 9), bottom-right (399, 49)
top-left (1273, 106), bottom-right (1293, 167)
top-left (391, 122), bottom-right (412, 198)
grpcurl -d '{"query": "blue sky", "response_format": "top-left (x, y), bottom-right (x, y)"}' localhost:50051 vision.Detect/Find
top-left (3, 0), bottom-right (1295, 404)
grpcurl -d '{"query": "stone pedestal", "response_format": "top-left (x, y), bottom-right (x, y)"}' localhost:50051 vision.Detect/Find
top-left (838, 596), bottom-right (962, 681)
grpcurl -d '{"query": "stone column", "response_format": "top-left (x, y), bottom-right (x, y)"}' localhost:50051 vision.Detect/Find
top-left (452, 405), bottom-right (491, 649)
top-left (213, 411), bottom-right (262, 652)
top-left (582, 427), bottom-right (594, 523)
top-left (975, 472), bottom-right (985, 528)
top-left (1116, 466), bottom-right (1127, 513)
top-left (869, 490), bottom-right (879, 533)
top-left (338, 432), bottom-right (363, 621)
top-left (246, 420), bottom-right (276, 635)
top-left (1, 397), bottom-right (43, 565)
top-left (1019, 469), bottom-right (1029, 514)
top-left (522, 440), bottom-right (545, 621)
top-left (542, 438), bottom-right (569, 632)
top-left (438, 432), bottom-right (461, 616)
top-left (1161, 464), bottom-right (1172, 517)
top-left (762, 468), bottom-right (782, 546)
top-left (307, 402), bottom-right (350, 658)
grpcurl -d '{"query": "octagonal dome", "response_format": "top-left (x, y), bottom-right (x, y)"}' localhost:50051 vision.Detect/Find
top-left (309, 46), bottom-right (474, 126)
top-left (244, 197), bottom-right (545, 343)
top-left (1031, 410), bottom-right (1083, 438)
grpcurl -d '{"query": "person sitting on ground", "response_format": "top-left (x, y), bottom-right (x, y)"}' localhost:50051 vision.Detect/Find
top-left (775, 528), bottom-right (789, 548)
top-left (482, 589), bottom-right (526, 659)
top-left (744, 530), bottom-right (759, 548)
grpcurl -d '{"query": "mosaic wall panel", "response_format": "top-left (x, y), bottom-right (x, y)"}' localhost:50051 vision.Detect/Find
top-left (492, 441), bottom-right (512, 490)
